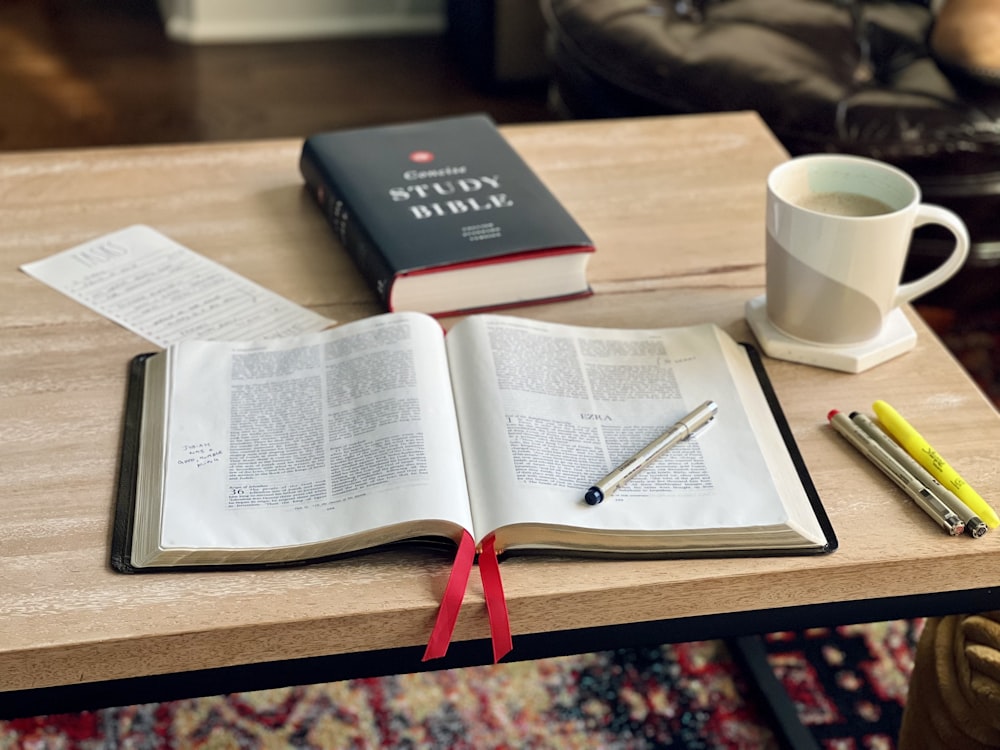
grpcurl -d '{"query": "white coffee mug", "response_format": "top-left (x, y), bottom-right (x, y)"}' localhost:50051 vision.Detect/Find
top-left (765, 154), bottom-right (969, 346)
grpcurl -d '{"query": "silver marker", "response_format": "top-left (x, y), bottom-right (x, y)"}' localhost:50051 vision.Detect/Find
top-left (849, 411), bottom-right (987, 538)
top-left (828, 410), bottom-right (963, 536)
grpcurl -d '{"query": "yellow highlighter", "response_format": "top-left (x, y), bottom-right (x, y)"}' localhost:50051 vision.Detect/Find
top-left (872, 400), bottom-right (1000, 529)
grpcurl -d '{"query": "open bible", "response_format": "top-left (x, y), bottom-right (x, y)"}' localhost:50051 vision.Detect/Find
top-left (113, 312), bottom-right (834, 575)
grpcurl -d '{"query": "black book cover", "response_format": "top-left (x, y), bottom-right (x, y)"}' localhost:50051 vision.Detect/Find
top-left (299, 114), bottom-right (594, 314)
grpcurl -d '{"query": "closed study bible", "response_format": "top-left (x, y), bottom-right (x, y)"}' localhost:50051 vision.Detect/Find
top-left (113, 313), bottom-right (834, 573)
top-left (299, 115), bottom-right (594, 316)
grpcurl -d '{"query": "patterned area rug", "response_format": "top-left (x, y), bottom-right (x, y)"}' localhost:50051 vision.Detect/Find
top-left (2, 620), bottom-right (922, 749)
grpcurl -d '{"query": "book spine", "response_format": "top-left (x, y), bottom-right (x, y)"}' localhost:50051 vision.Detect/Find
top-left (299, 142), bottom-right (397, 307)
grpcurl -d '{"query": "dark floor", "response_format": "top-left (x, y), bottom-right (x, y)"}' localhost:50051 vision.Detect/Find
top-left (0, 0), bottom-right (552, 153)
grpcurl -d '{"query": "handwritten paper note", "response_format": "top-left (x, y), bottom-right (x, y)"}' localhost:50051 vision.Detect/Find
top-left (21, 225), bottom-right (334, 346)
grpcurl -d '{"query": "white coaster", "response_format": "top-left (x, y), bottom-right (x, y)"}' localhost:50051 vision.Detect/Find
top-left (744, 295), bottom-right (917, 373)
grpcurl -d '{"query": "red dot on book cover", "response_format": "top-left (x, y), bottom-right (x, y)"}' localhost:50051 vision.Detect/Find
top-left (410, 151), bottom-right (434, 163)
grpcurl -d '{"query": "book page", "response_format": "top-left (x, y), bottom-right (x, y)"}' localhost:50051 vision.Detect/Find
top-left (156, 312), bottom-right (472, 555)
top-left (446, 316), bottom-right (793, 545)
top-left (21, 225), bottom-right (333, 346)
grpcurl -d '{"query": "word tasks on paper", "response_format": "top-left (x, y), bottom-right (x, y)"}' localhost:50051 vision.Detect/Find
top-left (21, 225), bottom-right (334, 346)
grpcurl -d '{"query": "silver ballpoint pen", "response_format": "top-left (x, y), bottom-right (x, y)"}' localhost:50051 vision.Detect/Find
top-left (584, 400), bottom-right (718, 505)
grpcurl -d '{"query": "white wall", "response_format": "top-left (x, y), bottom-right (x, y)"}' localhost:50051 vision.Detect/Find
top-left (158, 0), bottom-right (446, 43)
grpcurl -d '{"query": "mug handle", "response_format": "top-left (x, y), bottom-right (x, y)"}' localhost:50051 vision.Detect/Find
top-left (894, 204), bottom-right (970, 306)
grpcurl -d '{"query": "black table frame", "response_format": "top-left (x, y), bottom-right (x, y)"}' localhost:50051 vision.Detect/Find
top-left (4, 585), bottom-right (997, 750)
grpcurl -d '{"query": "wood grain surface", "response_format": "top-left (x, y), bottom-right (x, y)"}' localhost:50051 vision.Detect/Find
top-left (2, 113), bottom-right (998, 693)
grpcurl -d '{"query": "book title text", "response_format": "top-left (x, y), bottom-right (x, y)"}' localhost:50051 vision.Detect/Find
top-left (389, 171), bottom-right (514, 220)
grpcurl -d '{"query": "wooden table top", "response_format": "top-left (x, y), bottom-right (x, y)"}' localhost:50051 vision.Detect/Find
top-left (2, 112), bottom-right (998, 694)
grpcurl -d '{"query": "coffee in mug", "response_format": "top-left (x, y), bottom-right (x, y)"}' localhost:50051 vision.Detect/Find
top-left (795, 191), bottom-right (892, 217)
top-left (764, 154), bottom-right (969, 347)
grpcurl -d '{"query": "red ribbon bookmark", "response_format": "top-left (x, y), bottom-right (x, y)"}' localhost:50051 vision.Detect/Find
top-left (422, 530), bottom-right (475, 662)
top-left (421, 531), bottom-right (513, 663)
top-left (479, 535), bottom-right (513, 662)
